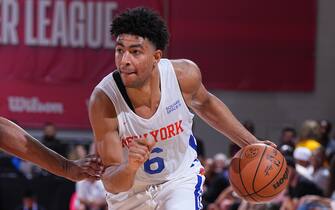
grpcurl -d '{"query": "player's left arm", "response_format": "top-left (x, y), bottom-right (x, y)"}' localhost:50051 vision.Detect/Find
top-left (172, 59), bottom-right (275, 148)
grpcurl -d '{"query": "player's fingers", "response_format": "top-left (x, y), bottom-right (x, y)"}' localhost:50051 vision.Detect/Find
top-left (135, 138), bottom-right (147, 145)
top-left (129, 146), bottom-right (149, 156)
top-left (129, 153), bottom-right (146, 162)
top-left (207, 204), bottom-right (219, 210)
top-left (134, 138), bottom-right (156, 150)
top-left (129, 142), bottom-right (149, 151)
top-left (146, 139), bottom-right (156, 151)
top-left (84, 160), bottom-right (104, 172)
top-left (81, 173), bottom-right (101, 181)
top-left (263, 140), bottom-right (277, 148)
top-left (84, 154), bottom-right (100, 162)
top-left (92, 175), bottom-right (101, 181)
top-left (128, 152), bottom-right (145, 160)
top-left (129, 142), bottom-right (150, 154)
top-left (87, 154), bottom-right (103, 164)
top-left (82, 166), bottom-right (102, 178)
top-left (129, 139), bottom-right (150, 149)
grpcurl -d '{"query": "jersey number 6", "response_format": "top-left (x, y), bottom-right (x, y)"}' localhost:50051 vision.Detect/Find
top-left (144, 147), bottom-right (165, 174)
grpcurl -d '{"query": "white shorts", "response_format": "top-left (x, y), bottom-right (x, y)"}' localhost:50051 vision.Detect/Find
top-left (106, 174), bottom-right (205, 210)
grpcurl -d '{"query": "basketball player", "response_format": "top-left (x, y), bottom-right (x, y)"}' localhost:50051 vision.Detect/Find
top-left (0, 117), bottom-right (103, 181)
top-left (89, 7), bottom-right (276, 210)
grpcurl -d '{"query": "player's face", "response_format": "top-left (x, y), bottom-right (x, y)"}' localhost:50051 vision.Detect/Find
top-left (115, 34), bottom-right (161, 88)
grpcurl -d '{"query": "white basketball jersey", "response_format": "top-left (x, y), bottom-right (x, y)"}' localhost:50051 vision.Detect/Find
top-left (95, 59), bottom-right (201, 186)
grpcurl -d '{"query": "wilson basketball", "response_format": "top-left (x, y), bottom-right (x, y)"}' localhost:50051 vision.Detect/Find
top-left (228, 144), bottom-right (288, 203)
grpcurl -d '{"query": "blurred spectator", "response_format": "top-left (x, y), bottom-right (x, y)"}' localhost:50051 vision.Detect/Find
top-left (238, 200), bottom-right (280, 210)
top-left (73, 143), bottom-right (107, 210)
top-left (203, 153), bottom-right (230, 209)
top-left (278, 127), bottom-right (297, 149)
top-left (280, 156), bottom-right (323, 210)
top-left (296, 120), bottom-right (321, 152)
top-left (195, 136), bottom-right (206, 164)
top-left (192, 123), bottom-right (206, 164)
top-left (322, 120), bottom-right (335, 160)
top-left (11, 157), bottom-right (42, 180)
top-left (75, 178), bottom-right (107, 210)
top-left (278, 127), bottom-right (296, 159)
top-left (310, 146), bottom-right (330, 194)
top-left (293, 147), bottom-right (313, 180)
top-left (279, 144), bottom-right (294, 157)
top-left (325, 137), bottom-right (335, 161)
top-left (213, 153), bottom-right (228, 174)
top-left (204, 158), bottom-right (215, 191)
top-left (41, 122), bottom-right (67, 157)
top-left (68, 145), bottom-right (88, 160)
top-left (327, 154), bottom-right (335, 197)
top-left (296, 195), bottom-right (334, 210)
top-left (207, 186), bottom-right (241, 210)
top-left (229, 121), bottom-right (255, 158)
top-left (319, 120), bottom-right (332, 148)
top-left (15, 190), bottom-right (46, 210)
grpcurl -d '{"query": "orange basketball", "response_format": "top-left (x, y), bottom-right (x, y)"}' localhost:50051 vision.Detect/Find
top-left (228, 144), bottom-right (288, 203)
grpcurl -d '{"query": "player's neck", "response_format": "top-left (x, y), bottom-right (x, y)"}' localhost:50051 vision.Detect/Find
top-left (127, 68), bottom-right (161, 108)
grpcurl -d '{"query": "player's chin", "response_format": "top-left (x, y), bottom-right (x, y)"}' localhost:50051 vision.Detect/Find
top-left (121, 74), bottom-right (138, 87)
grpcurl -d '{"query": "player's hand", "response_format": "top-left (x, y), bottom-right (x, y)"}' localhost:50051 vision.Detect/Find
top-left (127, 138), bottom-right (156, 170)
top-left (207, 203), bottom-right (219, 210)
top-left (254, 139), bottom-right (277, 148)
top-left (66, 154), bottom-right (104, 181)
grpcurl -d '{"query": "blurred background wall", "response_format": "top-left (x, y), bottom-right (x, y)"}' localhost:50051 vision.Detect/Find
top-left (193, 0), bottom-right (335, 156)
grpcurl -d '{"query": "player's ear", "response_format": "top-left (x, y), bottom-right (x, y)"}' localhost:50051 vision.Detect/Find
top-left (153, 49), bottom-right (162, 65)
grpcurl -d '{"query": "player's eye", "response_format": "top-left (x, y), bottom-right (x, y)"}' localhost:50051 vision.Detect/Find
top-left (131, 50), bottom-right (141, 55)
top-left (116, 48), bottom-right (124, 54)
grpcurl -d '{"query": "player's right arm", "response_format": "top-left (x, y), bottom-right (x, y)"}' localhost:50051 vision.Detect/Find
top-left (89, 88), bottom-right (152, 193)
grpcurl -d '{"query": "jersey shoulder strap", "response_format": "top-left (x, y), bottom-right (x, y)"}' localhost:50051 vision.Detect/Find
top-left (112, 71), bottom-right (135, 112)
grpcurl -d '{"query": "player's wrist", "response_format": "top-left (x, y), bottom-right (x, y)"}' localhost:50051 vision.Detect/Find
top-left (63, 159), bottom-right (77, 181)
top-left (125, 162), bottom-right (140, 173)
top-left (248, 137), bottom-right (259, 145)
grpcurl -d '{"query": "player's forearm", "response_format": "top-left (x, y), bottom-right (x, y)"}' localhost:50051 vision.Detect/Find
top-left (0, 117), bottom-right (71, 178)
top-left (14, 134), bottom-right (73, 179)
top-left (101, 164), bottom-right (137, 193)
top-left (193, 94), bottom-right (258, 147)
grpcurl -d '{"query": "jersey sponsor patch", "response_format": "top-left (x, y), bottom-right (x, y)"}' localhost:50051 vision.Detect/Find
top-left (166, 100), bottom-right (181, 114)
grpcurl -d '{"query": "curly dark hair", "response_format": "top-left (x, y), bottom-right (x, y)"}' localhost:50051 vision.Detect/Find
top-left (110, 7), bottom-right (169, 51)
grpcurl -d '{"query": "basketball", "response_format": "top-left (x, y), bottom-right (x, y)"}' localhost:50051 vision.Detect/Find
top-left (228, 144), bottom-right (288, 203)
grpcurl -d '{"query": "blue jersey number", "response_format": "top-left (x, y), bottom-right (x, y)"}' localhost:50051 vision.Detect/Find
top-left (144, 147), bottom-right (165, 174)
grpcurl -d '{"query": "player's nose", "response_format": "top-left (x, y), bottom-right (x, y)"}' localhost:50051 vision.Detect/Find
top-left (120, 51), bottom-right (131, 66)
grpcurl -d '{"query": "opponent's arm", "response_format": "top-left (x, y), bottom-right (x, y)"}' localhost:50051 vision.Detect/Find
top-left (173, 60), bottom-right (274, 148)
top-left (89, 89), bottom-right (153, 193)
top-left (0, 117), bottom-right (101, 181)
